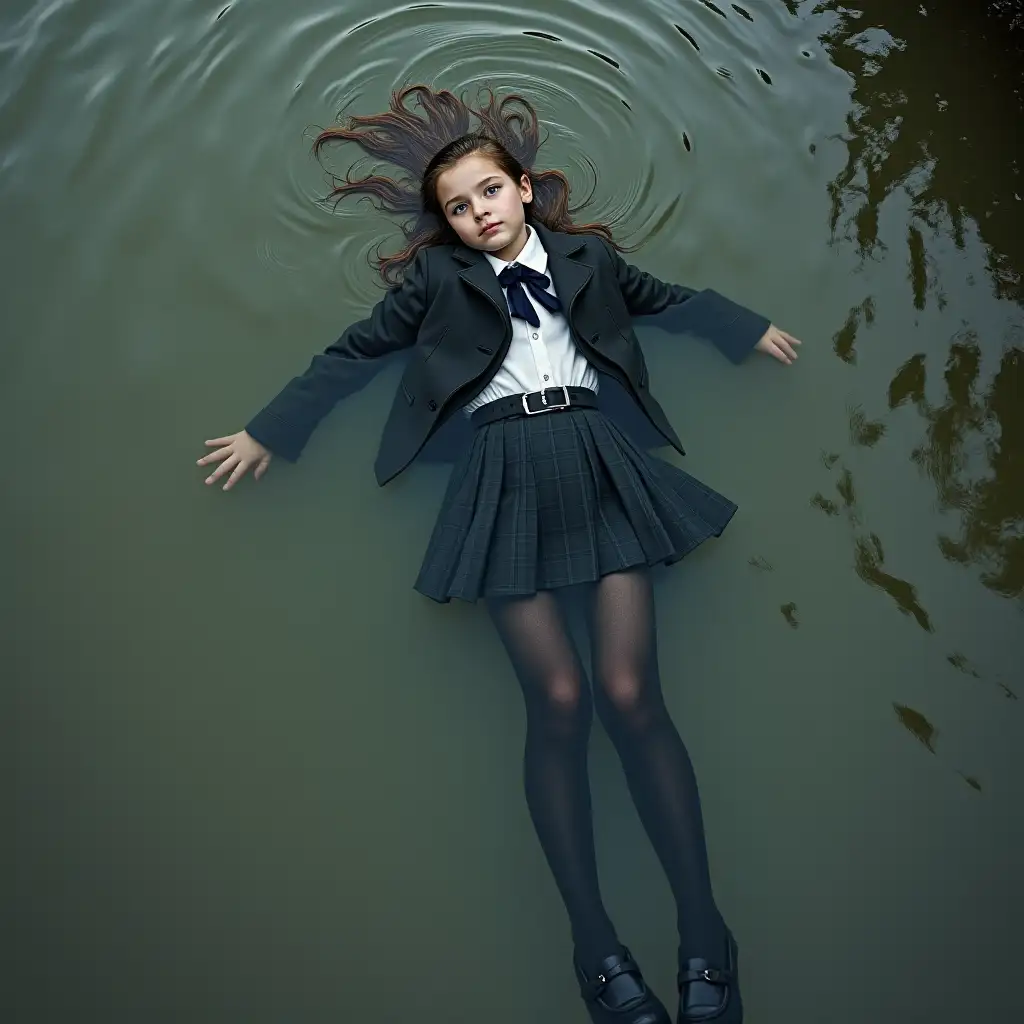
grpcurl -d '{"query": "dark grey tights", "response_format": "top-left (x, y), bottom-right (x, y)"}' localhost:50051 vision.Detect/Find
top-left (486, 567), bottom-right (726, 972)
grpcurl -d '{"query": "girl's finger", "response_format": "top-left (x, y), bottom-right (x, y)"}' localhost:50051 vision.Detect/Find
top-left (254, 455), bottom-right (270, 480)
top-left (206, 453), bottom-right (240, 484)
top-left (772, 342), bottom-right (793, 365)
top-left (205, 436), bottom-right (236, 447)
top-left (780, 330), bottom-right (802, 347)
top-left (777, 338), bottom-right (798, 360)
top-left (222, 459), bottom-right (251, 491)
top-left (197, 446), bottom-right (233, 467)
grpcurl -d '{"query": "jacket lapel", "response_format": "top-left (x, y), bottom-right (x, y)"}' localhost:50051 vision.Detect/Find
top-left (453, 248), bottom-right (510, 331)
top-left (452, 223), bottom-right (595, 328)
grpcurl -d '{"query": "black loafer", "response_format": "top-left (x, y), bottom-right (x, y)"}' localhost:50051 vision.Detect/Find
top-left (576, 947), bottom-right (671, 1024)
top-left (677, 930), bottom-right (742, 1022)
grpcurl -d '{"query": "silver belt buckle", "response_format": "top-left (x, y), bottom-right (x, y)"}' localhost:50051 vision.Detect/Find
top-left (522, 386), bottom-right (571, 415)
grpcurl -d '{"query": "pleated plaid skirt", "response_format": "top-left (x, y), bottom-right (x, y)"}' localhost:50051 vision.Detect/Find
top-left (413, 403), bottom-right (737, 604)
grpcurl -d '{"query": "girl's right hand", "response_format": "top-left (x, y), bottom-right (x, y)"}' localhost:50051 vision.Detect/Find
top-left (197, 431), bottom-right (272, 491)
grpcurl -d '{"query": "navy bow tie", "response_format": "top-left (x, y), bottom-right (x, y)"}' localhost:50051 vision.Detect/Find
top-left (497, 262), bottom-right (562, 328)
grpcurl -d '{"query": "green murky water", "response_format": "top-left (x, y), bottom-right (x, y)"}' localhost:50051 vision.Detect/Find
top-left (5, 1), bottom-right (1022, 1020)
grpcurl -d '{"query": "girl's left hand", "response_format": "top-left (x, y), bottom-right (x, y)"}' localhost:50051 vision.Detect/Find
top-left (755, 325), bottom-right (802, 365)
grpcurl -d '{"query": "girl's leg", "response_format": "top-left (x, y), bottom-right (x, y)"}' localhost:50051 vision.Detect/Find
top-left (486, 590), bottom-right (619, 969)
top-left (585, 568), bottom-right (727, 965)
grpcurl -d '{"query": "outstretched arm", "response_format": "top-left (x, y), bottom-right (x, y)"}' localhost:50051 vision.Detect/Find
top-left (600, 240), bottom-right (801, 365)
top-left (196, 250), bottom-right (430, 490)
top-left (244, 249), bottom-right (430, 461)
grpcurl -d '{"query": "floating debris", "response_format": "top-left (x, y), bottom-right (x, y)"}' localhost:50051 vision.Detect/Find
top-left (781, 602), bottom-right (800, 628)
top-left (748, 555), bottom-right (774, 572)
top-left (893, 703), bottom-right (937, 753)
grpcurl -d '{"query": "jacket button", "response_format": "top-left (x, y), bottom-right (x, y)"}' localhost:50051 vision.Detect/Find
top-left (428, 399), bottom-right (438, 411)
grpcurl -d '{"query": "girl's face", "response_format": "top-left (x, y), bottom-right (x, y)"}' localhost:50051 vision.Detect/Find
top-left (435, 152), bottom-right (533, 261)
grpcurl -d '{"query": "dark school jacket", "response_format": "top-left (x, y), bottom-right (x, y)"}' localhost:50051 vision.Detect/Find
top-left (245, 222), bottom-right (770, 486)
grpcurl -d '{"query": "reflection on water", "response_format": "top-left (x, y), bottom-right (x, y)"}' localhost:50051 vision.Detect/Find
top-left (821, 0), bottom-right (1023, 596)
top-left (947, 651), bottom-right (1018, 700)
top-left (888, 334), bottom-right (1024, 599)
top-left (893, 702), bottom-right (985, 791)
top-left (854, 533), bottom-right (934, 632)
top-left (823, 1), bottom-right (1023, 302)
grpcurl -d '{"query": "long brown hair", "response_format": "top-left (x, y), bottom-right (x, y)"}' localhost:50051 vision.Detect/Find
top-left (313, 85), bottom-right (628, 285)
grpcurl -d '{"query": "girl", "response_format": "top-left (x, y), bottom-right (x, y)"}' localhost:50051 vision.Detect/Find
top-left (197, 86), bottom-right (800, 1023)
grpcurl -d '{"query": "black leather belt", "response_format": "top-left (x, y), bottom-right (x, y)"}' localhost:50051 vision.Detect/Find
top-left (470, 386), bottom-right (598, 428)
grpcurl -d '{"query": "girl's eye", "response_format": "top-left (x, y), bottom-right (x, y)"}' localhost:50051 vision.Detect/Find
top-left (485, 184), bottom-right (500, 196)
top-left (452, 203), bottom-right (468, 216)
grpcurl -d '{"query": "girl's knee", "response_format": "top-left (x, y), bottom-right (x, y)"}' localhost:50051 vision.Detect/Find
top-left (544, 672), bottom-right (588, 714)
top-left (598, 670), bottom-right (646, 714)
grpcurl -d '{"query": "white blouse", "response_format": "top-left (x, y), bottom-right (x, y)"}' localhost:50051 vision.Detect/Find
top-left (463, 226), bottom-right (599, 414)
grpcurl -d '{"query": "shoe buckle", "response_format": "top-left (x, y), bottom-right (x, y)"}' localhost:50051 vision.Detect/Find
top-left (702, 968), bottom-right (723, 983)
top-left (596, 973), bottom-right (606, 984)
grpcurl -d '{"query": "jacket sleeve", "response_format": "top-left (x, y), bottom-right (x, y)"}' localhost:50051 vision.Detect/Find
top-left (600, 239), bottom-right (770, 365)
top-left (245, 249), bottom-right (430, 462)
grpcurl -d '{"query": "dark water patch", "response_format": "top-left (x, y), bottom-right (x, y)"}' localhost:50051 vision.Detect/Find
top-left (701, 0), bottom-right (728, 18)
top-left (894, 703), bottom-right (937, 752)
top-left (821, 451), bottom-right (840, 470)
top-left (755, 68), bottom-right (772, 85)
top-left (682, 131), bottom-right (692, 151)
top-left (732, 4), bottom-right (754, 21)
top-left (349, 18), bottom-right (376, 33)
top-left (811, 493), bottom-right (840, 516)
top-left (715, 67), bottom-right (733, 79)
top-left (899, 338), bottom-right (1023, 598)
top-left (947, 651), bottom-right (981, 678)
top-left (780, 602), bottom-right (799, 628)
top-left (832, 297), bottom-right (874, 364)
top-left (888, 353), bottom-right (927, 410)
top-left (959, 773), bottom-right (983, 791)
top-left (588, 50), bottom-right (621, 69)
top-left (948, 652), bottom-right (1018, 699)
top-left (836, 467), bottom-right (856, 510)
top-left (748, 555), bottom-right (774, 572)
top-left (216, 4), bottom-right (231, 19)
top-left (855, 533), bottom-right (934, 632)
top-left (848, 403), bottom-right (887, 448)
top-left (674, 25), bottom-right (700, 51)
top-left (822, 3), bottom-right (1024, 301)
top-left (621, 99), bottom-right (631, 110)
top-left (523, 30), bottom-right (562, 42)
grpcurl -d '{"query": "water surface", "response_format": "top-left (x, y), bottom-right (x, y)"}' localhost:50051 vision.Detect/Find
top-left (5, 1), bottom-right (1022, 1020)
